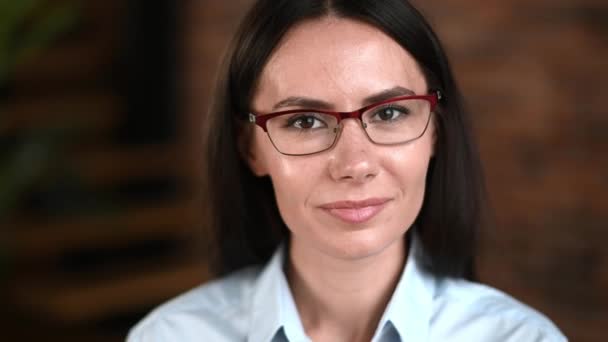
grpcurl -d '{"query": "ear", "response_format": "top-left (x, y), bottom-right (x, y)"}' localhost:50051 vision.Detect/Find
top-left (237, 123), bottom-right (268, 177)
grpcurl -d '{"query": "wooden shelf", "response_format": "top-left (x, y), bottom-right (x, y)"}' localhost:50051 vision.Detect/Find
top-left (0, 92), bottom-right (120, 135)
top-left (12, 44), bottom-right (114, 86)
top-left (11, 260), bottom-right (209, 323)
top-left (9, 199), bottom-right (201, 261)
top-left (73, 144), bottom-right (189, 186)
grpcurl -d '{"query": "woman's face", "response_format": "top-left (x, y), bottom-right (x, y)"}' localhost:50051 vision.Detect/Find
top-left (247, 17), bottom-right (435, 260)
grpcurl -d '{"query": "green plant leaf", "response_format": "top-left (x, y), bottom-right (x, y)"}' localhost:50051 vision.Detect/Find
top-left (0, 139), bottom-right (54, 219)
top-left (0, 0), bottom-right (41, 38)
top-left (0, 1), bottom-right (79, 86)
top-left (0, 0), bottom-right (41, 83)
top-left (13, 2), bottom-right (80, 65)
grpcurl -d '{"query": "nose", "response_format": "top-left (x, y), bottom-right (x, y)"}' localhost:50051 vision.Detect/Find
top-left (328, 119), bottom-right (379, 183)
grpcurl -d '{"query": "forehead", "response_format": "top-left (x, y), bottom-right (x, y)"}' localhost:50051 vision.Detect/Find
top-left (254, 17), bottom-right (428, 110)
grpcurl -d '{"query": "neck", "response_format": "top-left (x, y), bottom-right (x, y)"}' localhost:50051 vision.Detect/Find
top-left (286, 237), bottom-right (407, 342)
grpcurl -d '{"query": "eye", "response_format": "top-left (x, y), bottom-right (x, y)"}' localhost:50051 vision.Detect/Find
top-left (372, 106), bottom-right (409, 122)
top-left (286, 114), bottom-right (327, 129)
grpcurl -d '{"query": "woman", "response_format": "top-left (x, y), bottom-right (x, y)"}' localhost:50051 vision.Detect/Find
top-left (129, 0), bottom-right (567, 341)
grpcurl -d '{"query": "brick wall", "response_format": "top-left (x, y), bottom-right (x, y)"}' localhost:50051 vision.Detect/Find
top-left (183, 1), bottom-right (608, 341)
top-left (413, 1), bottom-right (607, 340)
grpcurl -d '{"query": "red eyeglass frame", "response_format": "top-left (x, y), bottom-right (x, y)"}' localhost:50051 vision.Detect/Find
top-left (248, 90), bottom-right (442, 131)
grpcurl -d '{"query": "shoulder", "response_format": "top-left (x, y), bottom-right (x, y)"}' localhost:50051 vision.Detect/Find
top-left (126, 265), bottom-right (261, 342)
top-left (430, 278), bottom-right (568, 341)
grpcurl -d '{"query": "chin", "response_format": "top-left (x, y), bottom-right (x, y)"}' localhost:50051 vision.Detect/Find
top-left (319, 229), bottom-right (405, 261)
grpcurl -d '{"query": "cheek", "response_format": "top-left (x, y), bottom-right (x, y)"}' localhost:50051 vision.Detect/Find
top-left (385, 138), bottom-right (433, 198)
top-left (267, 158), bottom-right (324, 235)
top-left (257, 134), bottom-right (323, 211)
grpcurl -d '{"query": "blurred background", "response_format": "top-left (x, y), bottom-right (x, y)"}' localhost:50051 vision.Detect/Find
top-left (0, 0), bottom-right (605, 341)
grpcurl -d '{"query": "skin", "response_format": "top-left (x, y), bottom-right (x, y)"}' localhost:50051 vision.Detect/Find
top-left (244, 17), bottom-right (435, 342)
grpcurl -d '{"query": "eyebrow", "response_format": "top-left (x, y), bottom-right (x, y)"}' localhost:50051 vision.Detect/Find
top-left (271, 86), bottom-right (416, 111)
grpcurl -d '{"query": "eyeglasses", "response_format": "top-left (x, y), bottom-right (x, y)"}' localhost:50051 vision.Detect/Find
top-left (248, 90), bottom-right (442, 156)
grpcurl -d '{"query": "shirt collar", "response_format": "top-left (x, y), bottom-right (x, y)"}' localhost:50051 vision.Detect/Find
top-left (248, 244), bottom-right (309, 342)
top-left (372, 234), bottom-right (434, 342)
top-left (248, 235), bottom-right (435, 342)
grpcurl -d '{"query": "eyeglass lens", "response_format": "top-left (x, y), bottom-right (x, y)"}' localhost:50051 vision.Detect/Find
top-left (266, 98), bottom-right (431, 155)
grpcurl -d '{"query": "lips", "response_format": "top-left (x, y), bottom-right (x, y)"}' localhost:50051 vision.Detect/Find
top-left (319, 198), bottom-right (391, 224)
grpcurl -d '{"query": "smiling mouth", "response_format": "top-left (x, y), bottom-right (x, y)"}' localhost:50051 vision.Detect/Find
top-left (319, 198), bottom-right (391, 224)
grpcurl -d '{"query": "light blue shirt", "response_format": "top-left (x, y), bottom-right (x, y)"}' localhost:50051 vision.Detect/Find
top-left (127, 237), bottom-right (567, 341)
